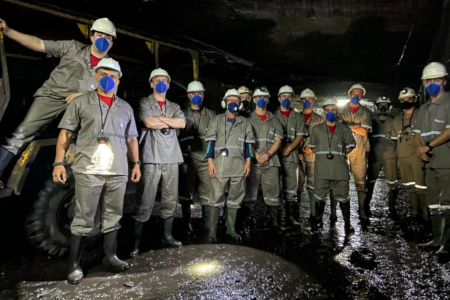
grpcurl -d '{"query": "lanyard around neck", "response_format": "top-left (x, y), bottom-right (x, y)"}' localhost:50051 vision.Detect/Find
top-left (98, 95), bottom-right (114, 136)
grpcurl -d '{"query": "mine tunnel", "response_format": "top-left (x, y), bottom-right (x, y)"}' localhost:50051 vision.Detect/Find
top-left (0, 0), bottom-right (449, 299)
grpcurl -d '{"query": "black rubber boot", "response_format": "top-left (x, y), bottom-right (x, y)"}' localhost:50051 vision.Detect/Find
top-left (226, 208), bottom-right (242, 244)
top-left (206, 206), bottom-right (220, 243)
top-left (330, 196), bottom-right (338, 224)
top-left (278, 201), bottom-right (286, 228)
top-left (315, 201), bottom-right (326, 229)
top-left (309, 193), bottom-right (316, 218)
top-left (67, 235), bottom-right (86, 285)
top-left (0, 147), bottom-right (14, 189)
top-left (339, 201), bottom-right (355, 234)
top-left (408, 192), bottom-right (420, 219)
top-left (419, 214), bottom-right (443, 251)
top-left (130, 221), bottom-right (144, 258)
top-left (418, 194), bottom-right (430, 221)
top-left (365, 182), bottom-right (375, 217)
top-left (238, 205), bottom-right (253, 239)
top-left (388, 189), bottom-right (397, 216)
top-left (162, 216), bottom-right (182, 248)
top-left (286, 201), bottom-right (301, 230)
top-left (103, 231), bottom-right (130, 272)
top-left (436, 214), bottom-right (450, 255)
top-left (181, 201), bottom-right (193, 233)
top-left (268, 205), bottom-right (283, 235)
top-left (357, 192), bottom-right (368, 221)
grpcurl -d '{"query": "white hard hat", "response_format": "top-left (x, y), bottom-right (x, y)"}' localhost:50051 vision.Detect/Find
top-left (238, 86), bottom-right (252, 94)
top-left (278, 85), bottom-right (294, 96)
top-left (322, 99), bottom-right (338, 107)
top-left (223, 89), bottom-right (241, 101)
top-left (375, 95), bottom-right (391, 104)
top-left (187, 81), bottom-right (205, 93)
top-left (253, 88), bottom-right (270, 98)
top-left (398, 87), bottom-right (416, 100)
top-left (421, 62), bottom-right (448, 80)
top-left (94, 57), bottom-right (122, 78)
top-left (348, 84), bottom-right (366, 97)
top-left (91, 18), bottom-right (116, 38)
top-left (300, 88), bottom-right (316, 99)
top-left (149, 68), bottom-right (171, 83)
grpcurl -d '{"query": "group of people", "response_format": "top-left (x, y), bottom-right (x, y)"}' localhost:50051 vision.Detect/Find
top-left (0, 17), bottom-right (449, 286)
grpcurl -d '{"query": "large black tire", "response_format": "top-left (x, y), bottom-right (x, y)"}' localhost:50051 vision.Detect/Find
top-left (25, 168), bottom-right (100, 256)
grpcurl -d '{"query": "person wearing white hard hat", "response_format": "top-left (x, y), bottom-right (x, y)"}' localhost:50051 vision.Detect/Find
top-left (204, 89), bottom-right (254, 243)
top-left (178, 81), bottom-right (215, 237)
top-left (389, 88), bottom-right (428, 221)
top-left (297, 88), bottom-right (325, 222)
top-left (0, 17), bottom-right (117, 189)
top-left (413, 62), bottom-right (450, 256)
top-left (273, 85), bottom-right (307, 229)
top-left (243, 87), bottom-right (284, 235)
top-left (238, 86), bottom-right (253, 117)
top-left (366, 96), bottom-right (398, 216)
top-left (336, 84), bottom-right (372, 222)
top-left (309, 99), bottom-right (356, 234)
top-left (132, 68), bottom-right (186, 253)
top-left (53, 58), bottom-right (140, 284)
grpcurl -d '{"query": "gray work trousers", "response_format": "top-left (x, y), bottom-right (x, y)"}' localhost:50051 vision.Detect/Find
top-left (179, 158), bottom-right (211, 205)
top-left (209, 173), bottom-right (245, 209)
top-left (426, 168), bottom-right (450, 215)
top-left (134, 163), bottom-right (179, 221)
top-left (3, 96), bottom-right (67, 155)
top-left (71, 172), bottom-right (127, 236)
top-left (281, 161), bottom-right (299, 202)
top-left (243, 164), bottom-right (281, 208)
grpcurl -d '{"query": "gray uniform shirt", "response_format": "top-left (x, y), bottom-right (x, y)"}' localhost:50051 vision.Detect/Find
top-left (412, 92), bottom-right (450, 169)
top-left (274, 109), bottom-right (308, 163)
top-left (138, 95), bottom-right (186, 164)
top-left (58, 91), bottom-right (138, 175)
top-left (369, 116), bottom-right (397, 161)
top-left (299, 111), bottom-right (325, 161)
top-left (391, 110), bottom-right (418, 159)
top-left (309, 122), bottom-right (356, 180)
top-left (206, 114), bottom-right (255, 177)
top-left (337, 103), bottom-right (372, 152)
top-left (179, 107), bottom-right (216, 161)
top-left (249, 111), bottom-right (284, 167)
top-left (36, 40), bottom-right (103, 99)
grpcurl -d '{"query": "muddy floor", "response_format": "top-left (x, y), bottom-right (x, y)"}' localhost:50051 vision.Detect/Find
top-left (0, 176), bottom-right (449, 300)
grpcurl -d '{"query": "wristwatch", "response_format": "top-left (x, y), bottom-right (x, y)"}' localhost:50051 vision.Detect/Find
top-left (134, 160), bottom-right (142, 166)
top-left (266, 152), bottom-right (272, 159)
top-left (425, 141), bottom-right (434, 150)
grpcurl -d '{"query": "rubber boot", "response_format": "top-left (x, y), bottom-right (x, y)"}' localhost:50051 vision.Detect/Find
top-left (130, 221), bottom-right (144, 258)
top-left (418, 194), bottom-right (430, 221)
top-left (357, 192), bottom-right (368, 221)
top-left (0, 148), bottom-right (14, 189)
top-left (330, 196), bottom-right (338, 225)
top-left (162, 216), bottom-right (182, 248)
top-left (181, 201), bottom-right (193, 233)
top-left (408, 192), bottom-right (419, 219)
top-left (226, 208), bottom-right (242, 244)
top-left (103, 231), bottom-right (130, 272)
top-left (268, 206), bottom-right (282, 235)
top-left (206, 206), bottom-right (220, 243)
top-left (436, 214), bottom-right (450, 255)
top-left (388, 189), bottom-right (397, 216)
top-left (418, 214), bottom-right (443, 250)
top-left (309, 192), bottom-right (316, 218)
top-left (278, 201), bottom-right (286, 228)
top-left (339, 201), bottom-right (355, 234)
top-left (315, 201), bottom-right (326, 229)
top-left (67, 235), bottom-right (86, 285)
top-left (365, 182), bottom-right (375, 217)
top-left (286, 201), bottom-right (301, 230)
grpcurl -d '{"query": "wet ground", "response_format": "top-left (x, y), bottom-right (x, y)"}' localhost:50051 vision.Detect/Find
top-left (1, 176), bottom-right (450, 300)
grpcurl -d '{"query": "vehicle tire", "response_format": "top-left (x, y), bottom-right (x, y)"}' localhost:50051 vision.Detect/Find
top-left (25, 168), bottom-right (101, 256)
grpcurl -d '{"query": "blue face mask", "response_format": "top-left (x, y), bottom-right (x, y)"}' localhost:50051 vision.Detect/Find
top-left (325, 111), bottom-right (336, 122)
top-left (427, 83), bottom-right (442, 97)
top-left (256, 97), bottom-right (267, 108)
top-left (303, 100), bottom-right (312, 109)
top-left (228, 102), bottom-right (239, 113)
top-left (99, 76), bottom-right (116, 93)
top-left (191, 95), bottom-right (203, 105)
top-left (155, 81), bottom-right (168, 94)
top-left (281, 98), bottom-right (291, 108)
top-left (350, 95), bottom-right (360, 104)
top-left (94, 37), bottom-right (110, 52)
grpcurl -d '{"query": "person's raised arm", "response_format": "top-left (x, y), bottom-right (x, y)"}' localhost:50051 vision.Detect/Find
top-left (0, 19), bottom-right (45, 53)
